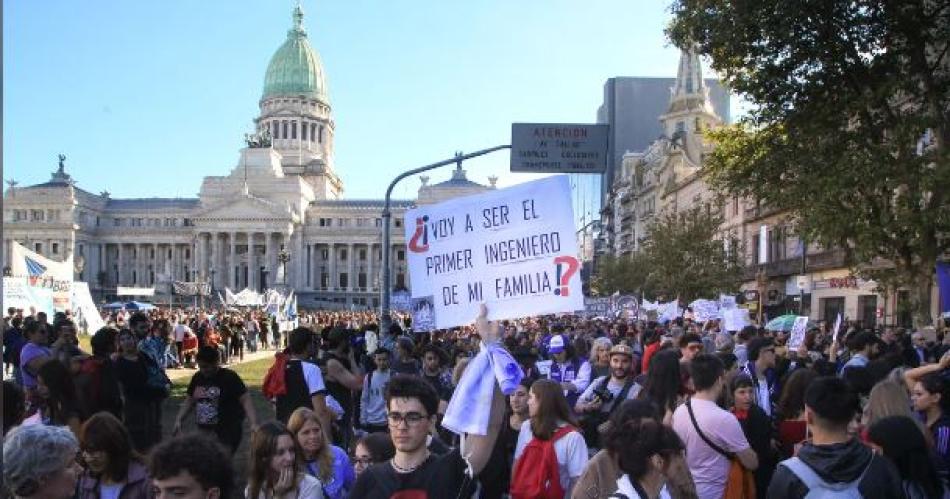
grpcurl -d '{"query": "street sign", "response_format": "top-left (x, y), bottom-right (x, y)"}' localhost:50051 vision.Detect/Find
top-left (510, 123), bottom-right (608, 174)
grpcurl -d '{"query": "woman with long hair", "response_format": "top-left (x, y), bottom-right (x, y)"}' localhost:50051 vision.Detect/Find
top-left (76, 412), bottom-right (152, 498)
top-left (590, 337), bottom-right (613, 379)
top-left (34, 360), bottom-right (82, 437)
top-left (287, 408), bottom-right (353, 499)
top-left (775, 368), bottom-right (817, 459)
top-left (610, 419), bottom-right (686, 499)
top-left (246, 421), bottom-right (323, 499)
top-left (863, 380), bottom-right (927, 444)
top-left (113, 328), bottom-right (163, 452)
top-left (638, 350), bottom-right (683, 425)
top-left (905, 352), bottom-right (950, 486)
top-left (351, 433), bottom-right (395, 477)
top-left (512, 379), bottom-right (589, 496)
top-left (868, 415), bottom-right (946, 499)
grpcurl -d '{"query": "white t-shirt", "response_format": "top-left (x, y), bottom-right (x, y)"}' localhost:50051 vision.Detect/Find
top-left (672, 398), bottom-right (751, 499)
top-left (173, 323), bottom-right (191, 342)
top-left (514, 420), bottom-right (589, 495)
top-left (301, 360), bottom-right (327, 395)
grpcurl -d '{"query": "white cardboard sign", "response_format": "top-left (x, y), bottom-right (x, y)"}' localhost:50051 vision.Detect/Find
top-left (788, 316), bottom-right (810, 349)
top-left (405, 176), bottom-right (582, 329)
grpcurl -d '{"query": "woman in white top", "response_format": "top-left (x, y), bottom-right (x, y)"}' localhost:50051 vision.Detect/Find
top-left (514, 378), bottom-right (589, 497)
top-left (246, 421), bottom-right (324, 499)
top-left (610, 419), bottom-right (684, 499)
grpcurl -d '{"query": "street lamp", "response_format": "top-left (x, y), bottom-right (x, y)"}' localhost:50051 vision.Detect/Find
top-left (277, 246), bottom-right (290, 286)
top-left (209, 268), bottom-right (216, 303)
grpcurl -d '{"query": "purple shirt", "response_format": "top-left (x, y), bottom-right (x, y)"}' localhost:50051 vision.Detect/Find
top-left (672, 398), bottom-right (751, 499)
top-left (19, 342), bottom-right (51, 389)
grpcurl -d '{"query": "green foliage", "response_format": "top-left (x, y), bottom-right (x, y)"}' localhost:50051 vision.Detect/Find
top-left (594, 205), bottom-right (744, 301)
top-left (669, 0), bottom-right (950, 325)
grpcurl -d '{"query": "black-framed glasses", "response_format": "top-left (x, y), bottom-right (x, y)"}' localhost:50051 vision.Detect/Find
top-left (352, 456), bottom-right (373, 466)
top-left (387, 411), bottom-right (428, 428)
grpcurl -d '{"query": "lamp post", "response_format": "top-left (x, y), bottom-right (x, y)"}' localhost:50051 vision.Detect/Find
top-left (277, 246), bottom-right (290, 288)
top-left (209, 268), bottom-right (216, 306)
top-left (379, 145), bottom-right (511, 333)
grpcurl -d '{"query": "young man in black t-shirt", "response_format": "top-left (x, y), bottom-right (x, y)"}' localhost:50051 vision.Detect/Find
top-left (350, 305), bottom-right (507, 499)
top-left (173, 346), bottom-right (259, 452)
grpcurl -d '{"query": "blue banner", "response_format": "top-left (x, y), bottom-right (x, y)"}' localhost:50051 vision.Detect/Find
top-left (937, 262), bottom-right (950, 315)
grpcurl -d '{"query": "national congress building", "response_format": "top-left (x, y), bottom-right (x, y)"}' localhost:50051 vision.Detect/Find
top-left (2, 5), bottom-right (493, 308)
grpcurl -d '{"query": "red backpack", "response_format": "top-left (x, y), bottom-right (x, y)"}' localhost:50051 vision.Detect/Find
top-left (261, 352), bottom-right (289, 399)
top-left (510, 425), bottom-right (575, 499)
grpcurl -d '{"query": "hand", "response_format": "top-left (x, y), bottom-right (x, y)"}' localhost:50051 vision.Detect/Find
top-left (938, 351), bottom-right (950, 369)
top-left (274, 467), bottom-right (295, 494)
top-left (475, 304), bottom-right (502, 345)
top-left (587, 398), bottom-right (603, 412)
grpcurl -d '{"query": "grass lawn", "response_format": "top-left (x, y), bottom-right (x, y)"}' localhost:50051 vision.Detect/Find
top-left (161, 357), bottom-right (275, 496)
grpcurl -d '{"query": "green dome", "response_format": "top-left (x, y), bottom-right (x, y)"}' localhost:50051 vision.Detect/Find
top-left (262, 5), bottom-right (327, 101)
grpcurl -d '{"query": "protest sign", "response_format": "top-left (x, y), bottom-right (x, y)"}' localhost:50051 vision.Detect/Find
top-left (832, 313), bottom-right (842, 345)
top-left (614, 295), bottom-right (640, 319)
top-left (405, 176), bottom-right (582, 329)
top-left (788, 316), bottom-right (810, 349)
top-left (723, 308), bottom-right (751, 331)
top-left (690, 299), bottom-right (720, 323)
top-left (535, 360), bottom-right (553, 377)
top-left (582, 297), bottom-right (612, 318)
top-left (71, 282), bottom-right (105, 334)
top-left (390, 290), bottom-right (412, 312)
top-left (719, 294), bottom-right (737, 310)
top-left (411, 296), bottom-right (436, 332)
top-left (641, 299), bottom-right (660, 311)
top-left (2, 277), bottom-right (55, 316)
top-left (659, 300), bottom-right (682, 323)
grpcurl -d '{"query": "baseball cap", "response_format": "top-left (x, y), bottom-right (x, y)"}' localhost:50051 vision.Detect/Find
top-left (609, 344), bottom-right (634, 359)
top-left (548, 335), bottom-right (566, 354)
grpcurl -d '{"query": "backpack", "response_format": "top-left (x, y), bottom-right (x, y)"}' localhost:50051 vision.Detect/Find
top-left (262, 352), bottom-right (289, 399)
top-left (781, 456), bottom-right (871, 498)
top-left (510, 425), bottom-right (576, 499)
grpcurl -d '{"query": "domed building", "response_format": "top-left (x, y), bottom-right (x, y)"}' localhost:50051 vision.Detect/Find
top-left (2, 5), bottom-right (493, 309)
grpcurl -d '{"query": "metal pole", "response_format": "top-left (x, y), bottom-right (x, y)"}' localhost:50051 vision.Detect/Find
top-left (379, 144), bottom-right (511, 332)
top-left (799, 237), bottom-right (807, 315)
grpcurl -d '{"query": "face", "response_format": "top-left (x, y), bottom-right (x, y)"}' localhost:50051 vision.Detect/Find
top-left (681, 343), bottom-right (702, 362)
top-left (152, 470), bottom-right (220, 499)
top-left (119, 333), bottom-right (137, 354)
top-left (132, 320), bottom-right (151, 338)
top-left (295, 419), bottom-right (324, 457)
top-left (197, 361), bottom-right (218, 377)
top-left (912, 381), bottom-right (940, 412)
top-left (527, 388), bottom-right (541, 418)
top-left (352, 443), bottom-right (373, 476)
top-left (758, 346), bottom-right (776, 368)
top-left (423, 352), bottom-right (441, 372)
top-left (81, 447), bottom-right (110, 475)
top-left (269, 435), bottom-right (297, 475)
top-left (30, 326), bottom-right (50, 345)
top-left (596, 345), bottom-right (610, 364)
top-left (553, 350), bottom-right (567, 362)
top-left (42, 455), bottom-right (82, 499)
top-left (387, 397), bottom-right (432, 453)
top-left (733, 386), bottom-right (754, 411)
top-left (913, 335), bottom-right (926, 348)
top-left (59, 325), bottom-right (78, 344)
top-left (609, 354), bottom-right (632, 379)
top-left (509, 385), bottom-right (529, 414)
top-left (373, 353), bottom-right (391, 371)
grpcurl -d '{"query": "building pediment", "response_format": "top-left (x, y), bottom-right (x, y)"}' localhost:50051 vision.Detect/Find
top-left (192, 194), bottom-right (297, 223)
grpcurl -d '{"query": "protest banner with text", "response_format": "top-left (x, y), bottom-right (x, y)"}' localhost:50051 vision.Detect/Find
top-left (405, 175), bottom-right (582, 329)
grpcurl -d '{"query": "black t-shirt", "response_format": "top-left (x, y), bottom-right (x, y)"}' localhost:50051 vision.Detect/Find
top-left (349, 449), bottom-right (474, 499)
top-left (186, 368), bottom-right (247, 436)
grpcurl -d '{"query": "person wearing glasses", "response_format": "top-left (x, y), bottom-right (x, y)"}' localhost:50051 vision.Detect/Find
top-left (349, 306), bottom-right (507, 498)
top-left (351, 433), bottom-right (396, 476)
top-left (738, 337), bottom-right (781, 419)
top-left (76, 412), bottom-right (152, 499)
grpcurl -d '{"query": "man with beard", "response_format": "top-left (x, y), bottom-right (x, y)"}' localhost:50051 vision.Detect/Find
top-left (575, 344), bottom-right (642, 448)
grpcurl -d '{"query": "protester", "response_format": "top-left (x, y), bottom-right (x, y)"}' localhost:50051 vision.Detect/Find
top-left (32, 359), bottom-right (83, 436)
top-left (2, 424), bottom-right (82, 499)
top-left (174, 346), bottom-right (258, 452)
top-left (513, 378), bottom-right (589, 497)
top-left (639, 350), bottom-right (684, 425)
top-left (546, 334), bottom-right (593, 407)
top-left (149, 432), bottom-right (235, 499)
top-left (391, 336), bottom-right (421, 375)
top-left (351, 432), bottom-right (396, 477)
top-left (19, 318), bottom-right (51, 407)
top-left (322, 327), bottom-right (363, 449)
top-left (610, 418), bottom-right (686, 499)
top-left (75, 327), bottom-right (123, 420)
top-left (730, 375), bottom-right (775, 499)
top-left (590, 337), bottom-right (613, 379)
top-left (576, 344), bottom-right (642, 448)
top-left (905, 356), bottom-right (950, 486)
top-left (840, 331), bottom-right (877, 376)
top-left (287, 407), bottom-right (354, 499)
top-left (3, 380), bottom-right (26, 436)
top-left (113, 328), bottom-right (164, 452)
top-left (672, 353), bottom-right (757, 499)
top-left (863, 379), bottom-right (919, 434)
top-left (739, 337), bottom-right (779, 418)
top-left (867, 415), bottom-right (946, 498)
top-left (276, 327), bottom-right (330, 432)
top-left (774, 368), bottom-right (816, 459)
top-left (76, 412), bottom-right (153, 499)
top-left (768, 377), bottom-right (902, 498)
top-left (246, 421), bottom-right (324, 499)
top-left (360, 347), bottom-right (392, 433)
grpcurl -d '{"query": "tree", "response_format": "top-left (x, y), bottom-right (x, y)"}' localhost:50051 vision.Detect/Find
top-left (594, 205), bottom-right (744, 301)
top-left (669, 0), bottom-right (950, 326)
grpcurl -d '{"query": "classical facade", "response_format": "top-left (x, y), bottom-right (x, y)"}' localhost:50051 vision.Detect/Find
top-left (2, 5), bottom-right (493, 309)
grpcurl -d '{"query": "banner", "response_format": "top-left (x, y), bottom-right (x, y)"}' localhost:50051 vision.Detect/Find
top-left (788, 316), bottom-right (810, 349)
top-left (582, 297), bottom-right (612, 318)
top-left (723, 308), bottom-right (751, 331)
top-left (116, 286), bottom-right (155, 296)
top-left (690, 299), bottom-right (721, 323)
top-left (172, 281), bottom-right (210, 296)
top-left (390, 290), bottom-right (412, 312)
top-left (71, 282), bottom-right (105, 334)
top-left (2, 277), bottom-right (55, 316)
top-left (719, 294), bottom-right (737, 310)
top-left (10, 241), bottom-right (73, 281)
top-left (405, 176), bottom-right (581, 329)
top-left (659, 300), bottom-right (682, 323)
top-left (937, 262), bottom-right (950, 316)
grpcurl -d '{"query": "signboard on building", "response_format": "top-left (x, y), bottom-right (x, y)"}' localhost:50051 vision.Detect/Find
top-left (510, 123), bottom-right (609, 174)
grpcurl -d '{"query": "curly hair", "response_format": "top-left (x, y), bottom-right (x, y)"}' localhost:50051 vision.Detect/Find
top-left (3, 424), bottom-right (79, 497)
top-left (149, 433), bottom-right (234, 498)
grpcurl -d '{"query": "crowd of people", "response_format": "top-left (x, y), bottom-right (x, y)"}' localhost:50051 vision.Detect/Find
top-left (3, 302), bottom-right (950, 498)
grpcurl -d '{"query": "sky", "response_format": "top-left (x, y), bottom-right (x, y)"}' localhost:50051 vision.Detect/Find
top-left (4, 0), bottom-right (734, 201)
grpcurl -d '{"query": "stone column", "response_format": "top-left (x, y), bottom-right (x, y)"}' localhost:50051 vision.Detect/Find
top-left (152, 243), bottom-right (158, 287)
top-left (348, 243), bottom-right (355, 292)
top-left (328, 243), bottom-right (337, 291)
top-left (266, 233), bottom-right (276, 289)
top-left (367, 243), bottom-right (376, 291)
top-left (228, 232), bottom-right (236, 289)
top-left (294, 230), bottom-right (305, 290)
